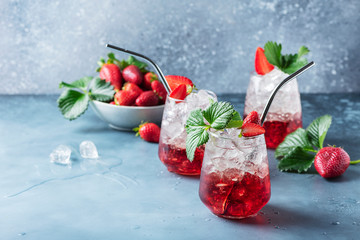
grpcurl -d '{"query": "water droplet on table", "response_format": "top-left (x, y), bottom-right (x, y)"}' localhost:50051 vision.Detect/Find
top-left (50, 145), bottom-right (72, 165)
top-left (205, 218), bottom-right (211, 222)
top-left (18, 232), bottom-right (26, 236)
top-left (80, 140), bottom-right (99, 159)
top-left (331, 221), bottom-right (340, 225)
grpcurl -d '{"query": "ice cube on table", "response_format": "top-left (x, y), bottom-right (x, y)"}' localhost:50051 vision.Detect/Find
top-left (79, 140), bottom-right (99, 159)
top-left (49, 145), bottom-right (72, 165)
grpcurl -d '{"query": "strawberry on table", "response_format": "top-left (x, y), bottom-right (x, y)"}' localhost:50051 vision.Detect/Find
top-left (143, 72), bottom-right (158, 90)
top-left (314, 147), bottom-right (350, 178)
top-left (122, 65), bottom-right (143, 85)
top-left (123, 82), bottom-right (143, 97)
top-left (151, 80), bottom-right (167, 104)
top-left (243, 111), bottom-right (261, 125)
top-left (169, 84), bottom-right (187, 101)
top-left (165, 75), bottom-right (194, 94)
top-left (114, 90), bottom-right (139, 106)
top-left (255, 47), bottom-right (274, 75)
top-left (133, 122), bottom-right (161, 143)
top-left (135, 90), bottom-right (159, 106)
top-left (241, 123), bottom-right (265, 137)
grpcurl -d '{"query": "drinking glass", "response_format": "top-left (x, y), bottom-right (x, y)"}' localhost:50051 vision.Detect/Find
top-left (244, 68), bottom-right (302, 148)
top-left (158, 90), bottom-right (217, 175)
top-left (199, 129), bottom-right (271, 219)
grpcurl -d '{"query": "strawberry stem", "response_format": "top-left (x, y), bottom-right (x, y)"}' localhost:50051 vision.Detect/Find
top-left (350, 159), bottom-right (360, 165)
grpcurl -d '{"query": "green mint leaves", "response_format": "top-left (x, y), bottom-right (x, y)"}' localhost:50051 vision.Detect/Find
top-left (58, 77), bottom-right (115, 120)
top-left (264, 41), bottom-right (309, 74)
top-left (276, 115), bottom-right (332, 172)
top-left (185, 101), bottom-right (242, 161)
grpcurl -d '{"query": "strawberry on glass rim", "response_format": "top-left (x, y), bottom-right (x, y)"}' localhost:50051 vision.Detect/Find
top-left (165, 75), bottom-right (194, 95)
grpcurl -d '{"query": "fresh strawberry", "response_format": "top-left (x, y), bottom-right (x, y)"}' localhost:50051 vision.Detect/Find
top-left (241, 123), bottom-right (265, 137)
top-left (122, 65), bottom-right (143, 85)
top-left (169, 84), bottom-right (187, 101)
top-left (165, 75), bottom-right (194, 93)
top-left (99, 63), bottom-right (123, 90)
top-left (133, 122), bottom-right (160, 143)
top-left (243, 111), bottom-right (261, 125)
top-left (114, 90), bottom-right (138, 106)
top-left (143, 72), bottom-right (158, 90)
top-left (135, 90), bottom-right (159, 106)
top-left (123, 82), bottom-right (143, 97)
top-left (151, 80), bottom-right (167, 104)
top-left (255, 47), bottom-right (274, 75)
top-left (314, 147), bottom-right (350, 178)
top-left (109, 101), bottom-right (115, 105)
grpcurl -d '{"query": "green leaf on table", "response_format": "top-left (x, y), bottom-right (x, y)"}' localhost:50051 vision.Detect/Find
top-left (89, 78), bottom-right (115, 102)
top-left (59, 77), bottom-right (93, 91)
top-left (275, 128), bottom-right (314, 159)
top-left (57, 89), bottom-right (89, 120)
top-left (202, 101), bottom-right (235, 130)
top-left (306, 115), bottom-right (332, 149)
top-left (278, 147), bottom-right (315, 173)
top-left (226, 111), bottom-right (243, 128)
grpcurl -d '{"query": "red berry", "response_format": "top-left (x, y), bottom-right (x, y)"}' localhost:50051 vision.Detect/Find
top-left (243, 111), bottom-right (261, 125)
top-left (143, 72), bottom-right (158, 90)
top-left (165, 75), bottom-right (194, 93)
top-left (99, 63), bottom-right (123, 90)
top-left (135, 91), bottom-right (159, 106)
top-left (169, 84), bottom-right (187, 101)
top-left (122, 65), bottom-right (143, 85)
top-left (114, 90), bottom-right (138, 106)
top-left (151, 80), bottom-right (167, 104)
top-left (123, 82), bottom-right (143, 97)
top-left (255, 47), bottom-right (274, 75)
top-left (241, 123), bottom-right (265, 137)
top-left (109, 101), bottom-right (115, 105)
top-left (134, 122), bottom-right (160, 143)
top-left (314, 147), bottom-right (350, 178)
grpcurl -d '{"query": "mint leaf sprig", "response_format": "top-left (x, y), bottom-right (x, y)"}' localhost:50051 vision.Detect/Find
top-left (276, 115), bottom-right (360, 172)
top-left (264, 41), bottom-right (310, 74)
top-left (58, 77), bottom-right (115, 120)
top-left (185, 101), bottom-right (243, 161)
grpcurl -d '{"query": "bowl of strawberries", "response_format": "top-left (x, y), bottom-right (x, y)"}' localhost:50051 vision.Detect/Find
top-left (57, 53), bottom-right (168, 130)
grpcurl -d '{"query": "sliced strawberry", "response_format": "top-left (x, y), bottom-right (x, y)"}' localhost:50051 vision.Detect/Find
top-left (114, 90), bottom-right (139, 106)
top-left (165, 75), bottom-right (194, 93)
top-left (169, 84), bottom-right (187, 101)
top-left (135, 91), bottom-right (159, 106)
top-left (255, 47), bottom-right (274, 75)
top-left (243, 111), bottom-right (261, 125)
top-left (133, 122), bottom-right (160, 143)
top-left (122, 65), bottom-right (143, 85)
top-left (241, 123), bottom-right (265, 137)
top-left (143, 72), bottom-right (158, 90)
top-left (123, 82), bottom-right (143, 97)
top-left (151, 80), bottom-right (167, 104)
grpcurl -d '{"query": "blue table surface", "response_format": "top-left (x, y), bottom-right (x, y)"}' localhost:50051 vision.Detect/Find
top-left (0, 93), bottom-right (359, 240)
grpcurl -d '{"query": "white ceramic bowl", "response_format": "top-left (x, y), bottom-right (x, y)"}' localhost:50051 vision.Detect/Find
top-left (89, 100), bottom-right (165, 131)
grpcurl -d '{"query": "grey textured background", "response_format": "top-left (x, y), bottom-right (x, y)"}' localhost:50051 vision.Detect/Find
top-left (0, 0), bottom-right (359, 94)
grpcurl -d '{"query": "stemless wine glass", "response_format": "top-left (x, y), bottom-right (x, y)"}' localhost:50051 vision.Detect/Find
top-left (199, 129), bottom-right (271, 219)
top-left (158, 90), bottom-right (217, 175)
top-left (244, 69), bottom-right (302, 149)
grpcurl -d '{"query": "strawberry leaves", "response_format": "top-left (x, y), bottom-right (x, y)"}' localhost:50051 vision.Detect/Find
top-left (264, 41), bottom-right (310, 74)
top-left (276, 115), bottom-right (333, 173)
top-left (185, 101), bottom-right (239, 161)
top-left (58, 77), bottom-right (115, 120)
